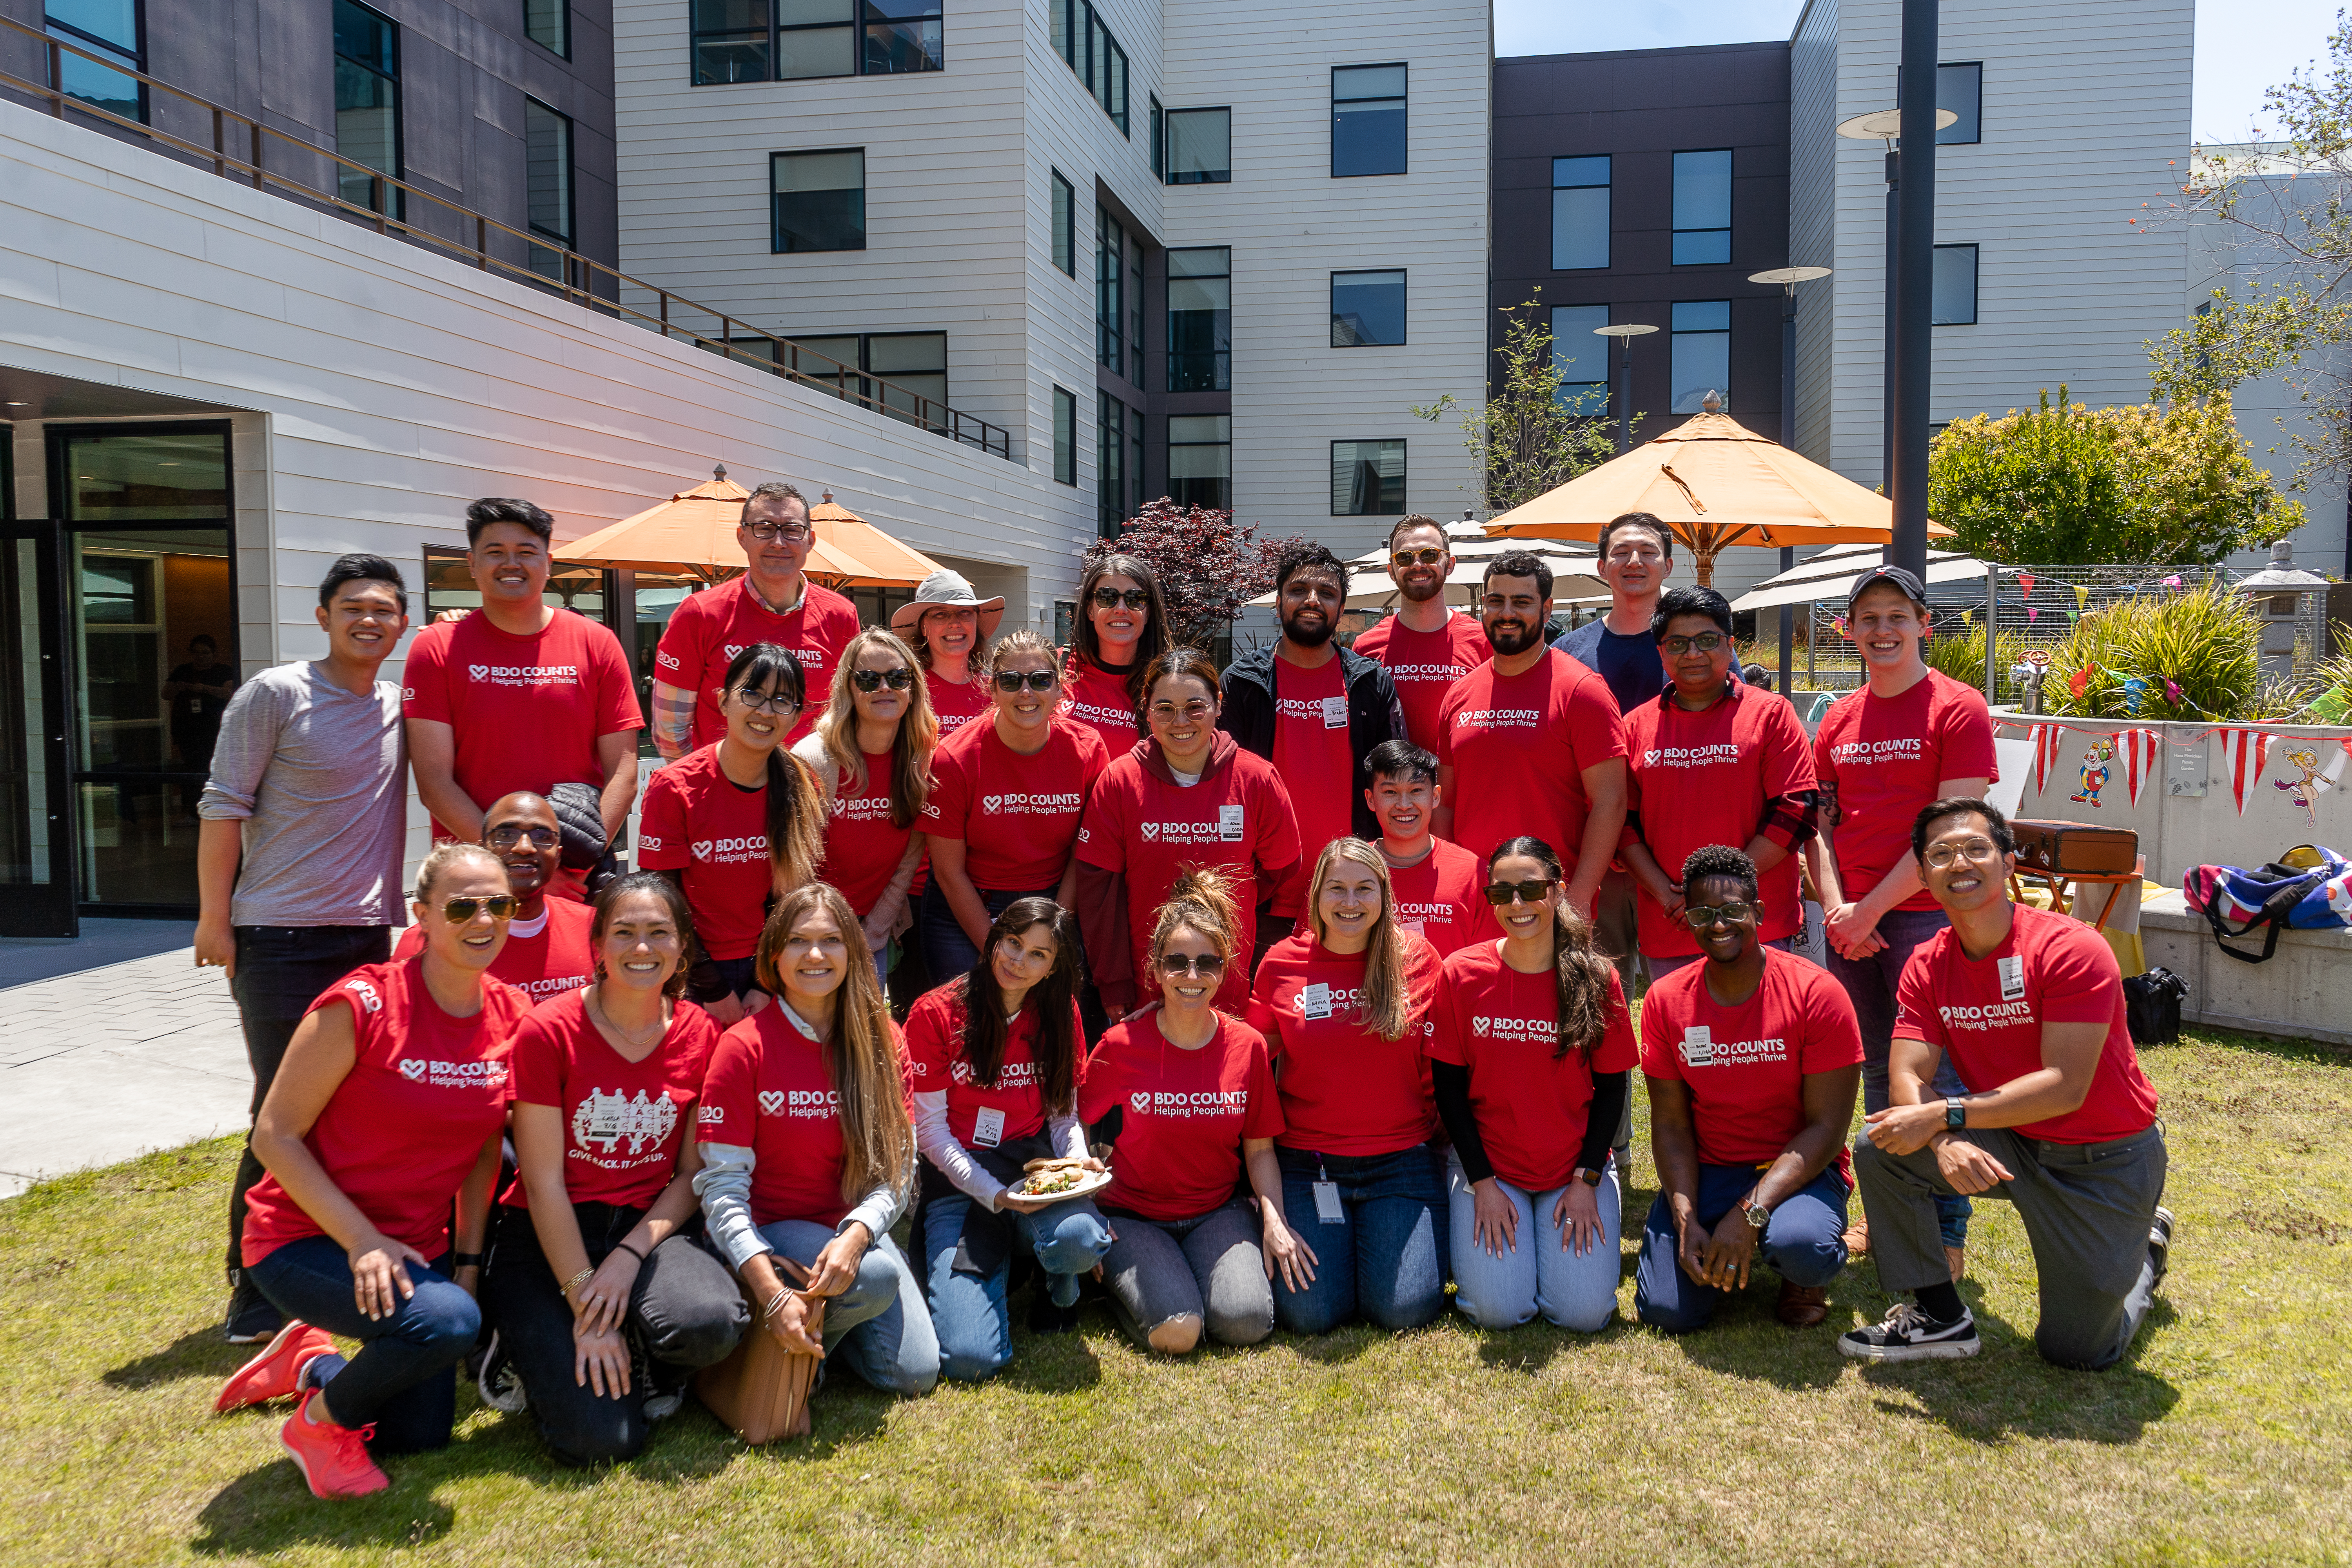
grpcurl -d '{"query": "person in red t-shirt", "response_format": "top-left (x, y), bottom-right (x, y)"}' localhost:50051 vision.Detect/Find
top-left (1361, 739), bottom-right (1484, 957)
top-left (1076, 647), bottom-right (1300, 1017)
top-left (479, 874), bottom-right (744, 1462)
top-left (1434, 551), bottom-right (1629, 919)
top-left (793, 629), bottom-right (937, 983)
top-left (1842, 799), bottom-right (2170, 1370)
top-left (904, 899), bottom-right (1113, 1374)
top-left (695, 883), bottom-right (938, 1403)
top-left (1248, 839), bottom-right (1446, 1334)
top-left (217, 844), bottom-right (531, 1497)
top-left (1633, 845), bottom-right (1863, 1334)
top-left (638, 644), bottom-right (829, 1025)
top-left (1349, 515), bottom-right (1494, 749)
top-left (1058, 553), bottom-right (1169, 756)
top-left (392, 792), bottom-right (596, 1004)
top-left (404, 499), bottom-right (643, 877)
top-left (893, 568), bottom-right (1002, 739)
top-left (651, 481), bottom-right (860, 755)
top-left (1083, 867), bottom-right (1304, 1353)
top-left (1621, 586), bottom-right (1819, 982)
top-left (1426, 835), bottom-right (1635, 1333)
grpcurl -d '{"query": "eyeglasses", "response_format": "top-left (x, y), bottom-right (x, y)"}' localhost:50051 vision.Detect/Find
top-left (441, 894), bottom-right (519, 922)
top-left (744, 523), bottom-right (814, 544)
top-left (1391, 547), bottom-right (1445, 569)
top-left (1683, 900), bottom-right (1755, 929)
top-left (1481, 878), bottom-right (1557, 906)
top-left (1149, 700), bottom-right (1214, 722)
top-left (1922, 838), bottom-right (2003, 869)
top-left (485, 825), bottom-right (559, 850)
top-left (850, 667), bottom-right (916, 692)
top-left (1661, 632), bottom-right (1727, 655)
top-left (1091, 587), bottom-right (1151, 611)
top-left (994, 670), bottom-right (1059, 693)
top-left (732, 686), bottom-right (799, 715)
top-left (1158, 951), bottom-right (1227, 977)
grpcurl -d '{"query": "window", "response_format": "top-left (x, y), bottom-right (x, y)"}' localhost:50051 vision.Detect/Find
top-left (1932, 244), bottom-right (1978, 325)
top-left (688, 0), bottom-right (941, 84)
top-left (333, 0), bottom-right (401, 216)
top-left (1550, 304), bottom-right (1610, 414)
top-left (524, 96), bottom-right (573, 280)
top-left (1671, 149), bottom-right (1731, 265)
top-left (1096, 206), bottom-right (1124, 372)
top-left (1054, 1), bottom-right (1129, 134)
top-left (1331, 439), bottom-right (1405, 516)
top-left (1098, 393), bottom-right (1131, 535)
top-left (524, 0), bottom-right (569, 56)
top-left (1150, 96), bottom-right (1164, 178)
top-left (1053, 387), bottom-right (1077, 485)
top-left (1332, 64), bottom-right (1405, 178)
top-left (1164, 107), bottom-right (1230, 184)
top-left (1330, 270), bottom-right (1405, 348)
top-left (772, 147), bottom-right (866, 252)
top-left (1669, 300), bottom-right (1730, 414)
top-left (690, 0), bottom-right (769, 81)
top-left (1938, 62), bottom-right (1982, 144)
top-left (1051, 170), bottom-right (1075, 276)
top-left (1167, 247), bottom-right (1230, 392)
top-left (45, 0), bottom-right (145, 123)
top-left (1169, 416), bottom-right (1231, 511)
top-left (866, 330), bottom-right (947, 423)
top-left (1551, 156), bottom-right (1609, 271)
top-left (864, 0), bottom-right (944, 74)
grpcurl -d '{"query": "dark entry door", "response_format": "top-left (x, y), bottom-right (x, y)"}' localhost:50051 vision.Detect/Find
top-left (0, 524), bottom-right (75, 936)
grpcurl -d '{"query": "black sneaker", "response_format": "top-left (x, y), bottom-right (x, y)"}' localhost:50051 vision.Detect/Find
top-left (2149, 1205), bottom-right (2174, 1285)
top-left (1026, 1294), bottom-right (1081, 1335)
top-left (475, 1331), bottom-right (528, 1414)
top-left (223, 1275), bottom-right (283, 1345)
top-left (1837, 1302), bottom-right (1980, 1362)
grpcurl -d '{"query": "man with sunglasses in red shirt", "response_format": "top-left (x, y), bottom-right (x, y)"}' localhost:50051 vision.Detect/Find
top-left (390, 791), bottom-right (594, 1003)
top-left (1349, 515), bottom-right (1491, 750)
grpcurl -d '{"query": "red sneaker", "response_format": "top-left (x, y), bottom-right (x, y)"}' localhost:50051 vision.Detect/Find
top-left (216, 1320), bottom-right (339, 1412)
top-left (279, 1388), bottom-right (389, 1498)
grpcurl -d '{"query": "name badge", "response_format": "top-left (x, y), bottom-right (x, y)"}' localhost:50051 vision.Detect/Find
top-left (971, 1106), bottom-right (1006, 1148)
top-left (1321, 695), bottom-right (1348, 729)
top-left (1399, 919), bottom-right (1424, 935)
top-left (1680, 1025), bottom-right (1715, 1067)
top-left (1998, 956), bottom-right (2026, 1003)
top-left (1218, 803), bottom-right (1246, 842)
top-left (1299, 982), bottom-right (1333, 1021)
top-left (1312, 1180), bottom-right (1345, 1223)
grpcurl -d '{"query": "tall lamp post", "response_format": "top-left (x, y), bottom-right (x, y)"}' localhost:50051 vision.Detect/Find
top-left (1593, 321), bottom-right (1659, 454)
top-left (1749, 264), bottom-right (1832, 694)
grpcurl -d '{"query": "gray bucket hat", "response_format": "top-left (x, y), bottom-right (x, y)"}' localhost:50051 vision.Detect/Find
top-left (891, 568), bottom-right (1006, 642)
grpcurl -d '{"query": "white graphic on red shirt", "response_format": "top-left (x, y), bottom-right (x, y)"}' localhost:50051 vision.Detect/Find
top-left (392, 1055), bottom-right (509, 1090)
top-left (1455, 708), bottom-right (1543, 729)
top-left (697, 1104), bottom-right (725, 1125)
top-left (948, 1058), bottom-right (1039, 1087)
top-left (691, 835), bottom-right (768, 864)
top-left (980, 792), bottom-right (1083, 815)
top-left (1936, 999), bottom-right (2036, 1030)
top-left (344, 978), bottom-right (385, 1014)
top-left (1128, 1089), bottom-right (1249, 1117)
top-left (1829, 737), bottom-right (1926, 764)
top-left (759, 1088), bottom-right (840, 1117)
top-left (465, 663), bottom-right (581, 688)
top-left (1471, 1014), bottom-right (1557, 1044)
top-left (572, 1088), bottom-right (679, 1156)
top-left (1130, 1090), bottom-right (1152, 1112)
top-left (639, 834), bottom-right (664, 852)
top-left (1642, 744), bottom-right (1744, 768)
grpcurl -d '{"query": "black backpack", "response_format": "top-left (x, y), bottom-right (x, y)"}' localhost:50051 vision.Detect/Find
top-left (2122, 966), bottom-right (2188, 1045)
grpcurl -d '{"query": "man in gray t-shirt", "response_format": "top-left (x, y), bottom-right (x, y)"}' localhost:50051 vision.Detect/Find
top-left (194, 555), bottom-right (411, 1344)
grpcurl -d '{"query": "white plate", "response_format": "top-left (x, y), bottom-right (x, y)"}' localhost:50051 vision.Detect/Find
top-left (1005, 1166), bottom-right (1112, 1203)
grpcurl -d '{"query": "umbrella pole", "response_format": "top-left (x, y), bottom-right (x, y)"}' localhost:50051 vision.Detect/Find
top-left (1777, 546), bottom-right (1794, 693)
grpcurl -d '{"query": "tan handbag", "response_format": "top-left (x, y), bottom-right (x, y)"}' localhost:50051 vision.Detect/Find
top-left (696, 1284), bottom-right (827, 1443)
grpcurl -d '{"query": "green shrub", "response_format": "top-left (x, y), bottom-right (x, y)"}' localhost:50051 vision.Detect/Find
top-left (1922, 622), bottom-right (2033, 700)
top-left (2045, 582), bottom-right (2262, 720)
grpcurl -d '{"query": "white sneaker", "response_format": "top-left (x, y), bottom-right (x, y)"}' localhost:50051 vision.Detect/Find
top-left (1837, 1301), bottom-right (1981, 1361)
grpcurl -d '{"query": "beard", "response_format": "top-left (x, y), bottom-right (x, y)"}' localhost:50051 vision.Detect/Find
top-left (1283, 613), bottom-right (1336, 648)
top-left (1396, 573), bottom-right (1445, 604)
top-left (1485, 618), bottom-right (1543, 655)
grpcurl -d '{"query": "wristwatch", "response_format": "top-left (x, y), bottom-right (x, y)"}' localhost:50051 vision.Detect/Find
top-left (1573, 1166), bottom-right (1604, 1188)
top-left (1944, 1096), bottom-right (1969, 1131)
top-left (1740, 1196), bottom-right (1770, 1231)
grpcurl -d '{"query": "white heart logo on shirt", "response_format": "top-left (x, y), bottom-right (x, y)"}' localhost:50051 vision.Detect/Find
top-left (1130, 1091), bottom-right (1151, 1112)
top-left (982, 795), bottom-right (1002, 813)
top-left (692, 841), bottom-right (713, 860)
top-left (398, 1058), bottom-right (427, 1081)
top-left (759, 1090), bottom-right (786, 1115)
top-left (468, 664), bottom-right (488, 680)
top-left (1140, 822), bottom-right (1160, 841)
top-left (725, 644), bottom-right (746, 659)
top-left (1472, 1017), bottom-right (1491, 1036)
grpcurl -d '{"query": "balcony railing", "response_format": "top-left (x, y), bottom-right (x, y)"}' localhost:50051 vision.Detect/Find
top-left (0, 16), bottom-right (1014, 461)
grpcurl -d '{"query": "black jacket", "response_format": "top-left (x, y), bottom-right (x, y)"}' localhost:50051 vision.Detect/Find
top-left (1220, 643), bottom-right (1406, 842)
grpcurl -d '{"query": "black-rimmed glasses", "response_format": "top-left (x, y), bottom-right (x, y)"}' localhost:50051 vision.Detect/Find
top-left (744, 523), bottom-right (813, 544)
top-left (1391, 547), bottom-right (1445, 569)
top-left (1683, 900), bottom-right (1755, 929)
top-left (1661, 632), bottom-right (1727, 655)
top-left (485, 825), bottom-right (559, 850)
top-left (732, 686), bottom-right (799, 715)
top-left (994, 670), bottom-right (1059, 693)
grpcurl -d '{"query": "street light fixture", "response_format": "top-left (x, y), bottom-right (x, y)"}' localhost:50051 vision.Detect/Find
top-left (1592, 321), bottom-right (1658, 454)
top-left (1749, 265), bottom-right (1833, 694)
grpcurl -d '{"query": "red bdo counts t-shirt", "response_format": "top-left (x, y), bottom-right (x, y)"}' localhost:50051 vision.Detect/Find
top-left (1894, 903), bottom-right (2159, 1144)
top-left (925, 718), bottom-right (1107, 891)
top-left (904, 982), bottom-right (1085, 1147)
top-left (394, 897), bottom-right (596, 1004)
top-left (1425, 941), bottom-right (1639, 1192)
top-left (654, 576), bottom-right (859, 748)
top-left (506, 991), bottom-right (721, 1209)
top-left (402, 609), bottom-right (642, 840)
top-left (1438, 650), bottom-right (1626, 873)
top-left (1384, 838), bottom-right (1487, 958)
top-left (1080, 1011), bottom-right (1283, 1221)
top-left (637, 746), bottom-right (778, 961)
top-left (1248, 931), bottom-right (1441, 1157)
top-left (1058, 653), bottom-right (1143, 758)
top-left (821, 749), bottom-right (914, 918)
top-left (1351, 611), bottom-right (1491, 751)
top-left (698, 1007), bottom-right (907, 1228)
top-left (1813, 669), bottom-right (1998, 912)
top-left (1624, 683), bottom-right (1817, 956)
top-left (239, 960), bottom-right (532, 1266)
top-left (926, 670), bottom-right (994, 736)
top-left (1637, 947), bottom-right (1864, 1180)
top-left (1270, 656), bottom-right (1357, 912)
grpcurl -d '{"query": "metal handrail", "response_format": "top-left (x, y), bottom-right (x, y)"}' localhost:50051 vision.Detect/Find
top-left (0, 16), bottom-right (1014, 461)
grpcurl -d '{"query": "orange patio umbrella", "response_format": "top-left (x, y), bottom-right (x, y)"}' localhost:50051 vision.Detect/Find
top-left (806, 491), bottom-right (946, 589)
top-left (1482, 401), bottom-right (1955, 586)
top-left (554, 468), bottom-right (942, 589)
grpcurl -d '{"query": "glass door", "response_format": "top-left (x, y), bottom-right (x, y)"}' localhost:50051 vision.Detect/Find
top-left (0, 526), bottom-right (74, 936)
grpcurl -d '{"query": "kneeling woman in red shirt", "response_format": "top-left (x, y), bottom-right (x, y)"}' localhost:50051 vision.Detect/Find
top-left (1248, 838), bottom-right (1445, 1333)
top-left (906, 898), bottom-right (1111, 1374)
top-left (694, 884), bottom-right (938, 1400)
top-left (217, 843), bottom-right (533, 1498)
top-left (1428, 835), bottom-right (1639, 1333)
top-left (1083, 869), bottom-right (1305, 1353)
top-left (479, 873), bottom-right (746, 1463)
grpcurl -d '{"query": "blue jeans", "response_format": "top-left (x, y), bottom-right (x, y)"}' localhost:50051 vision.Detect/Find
top-left (1635, 1163), bottom-right (1852, 1332)
top-left (922, 1192), bottom-right (1113, 1381)
top-left (1446, 1154), bottom-right (1622, 1333)
top-left (244, 1234), bottom-right (479, 1453)
top-left (756, 1221), bottom-right (939, 1397)
top-left (918, 883), bottom-right (1055, 984)
top-left (1827, 904), bottom-right (1973, 1248)
top-left (1272, 1143), bottom-right (1449, 1334)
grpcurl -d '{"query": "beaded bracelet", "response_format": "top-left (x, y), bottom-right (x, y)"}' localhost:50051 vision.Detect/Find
top-left (561, 1265), bottom-right (596, 1299)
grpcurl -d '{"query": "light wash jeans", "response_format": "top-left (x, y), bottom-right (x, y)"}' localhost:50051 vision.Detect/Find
top-left (921, 1193), bottom-right (1113, 1381)
top-left (1445, 1154), bottom-right (1623, 1333)
top-left (756, 1220), bottom-right (939, 1397)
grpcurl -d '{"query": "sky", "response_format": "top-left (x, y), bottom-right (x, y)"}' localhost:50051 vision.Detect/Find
top-left (1492, 0), bottom-right (2344, 145)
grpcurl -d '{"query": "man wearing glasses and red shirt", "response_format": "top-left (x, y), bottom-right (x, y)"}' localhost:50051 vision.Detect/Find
top-left (651, 480), bottom-right (860, 754)
top-left (1349, 516), bottom-right (1490, 750)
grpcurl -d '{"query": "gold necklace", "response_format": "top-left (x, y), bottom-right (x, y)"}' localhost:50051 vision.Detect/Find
top-left (589, 987), bottom-right (667, 1049)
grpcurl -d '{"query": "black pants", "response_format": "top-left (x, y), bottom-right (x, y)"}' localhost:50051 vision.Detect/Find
top-left (480, 1202), bottom-right (747, 1465)
top-left (226, 924), bottom-right (392, 1283)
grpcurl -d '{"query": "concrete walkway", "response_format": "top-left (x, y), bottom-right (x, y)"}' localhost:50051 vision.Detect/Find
top-left (0, 920), bottom-right (251, 1199)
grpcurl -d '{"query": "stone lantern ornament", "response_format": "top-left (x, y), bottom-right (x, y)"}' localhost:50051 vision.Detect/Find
top-left (2233, 539), bottom-right (2330, 687)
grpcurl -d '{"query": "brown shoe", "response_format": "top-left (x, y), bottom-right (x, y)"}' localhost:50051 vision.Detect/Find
top-left (1842, 1216), bottom-right (1869, 1257)
top-left (1777, 1280), bottom-right (1831, 1327)
top-left (1945, 1245), bottom-right (1966, 1282)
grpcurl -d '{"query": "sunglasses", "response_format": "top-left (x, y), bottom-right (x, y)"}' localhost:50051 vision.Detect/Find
top-left (441, 894), bottom-right (519, 922)
top-left (1391, 547), bottom-right (1445, 568)
top-left (744, 523), bottom-right (814, 544)
top-left (1091, 587), bottom-right (1151, 611)
top-left (1158, 951), bottom-right (1227, 977)
top-left (1661, 632), bottom-right (1727, 655)
top-left (1684, 900), bottom-right (1755, 929)
top-left (732, 686), bottom-right (799, 715)
top-left (994, 670), bottom-right (1060, 693)
top-left (1481, 878), bottom-right (1557, 906)
top-left (1149, 700), bottom-right (1214, 722)
top-left (851, 667), bottom-right (916, 692)
top-left (485, 825), bottom-right (559, 850)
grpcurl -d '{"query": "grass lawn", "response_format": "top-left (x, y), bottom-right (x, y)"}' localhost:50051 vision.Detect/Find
top-left (3, 1025), bottom-right (2348, 1566)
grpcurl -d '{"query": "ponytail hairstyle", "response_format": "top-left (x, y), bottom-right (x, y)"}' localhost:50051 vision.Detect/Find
top-left (958, 897), bottom-right (1083, 1114)
top-left (1073, 552), bottom-right (1171, 702)
top-left (1147, 865), bottom-right (1243, 1005)
top-left (1303, 838), bottom-right (1414, 1041)
top-left (589, 871), bottom-right (698, 1000)
top-left (986, 628), bottom-right (1062, 685)
top-left (413, 840), bottom-right (506, 904)
top-left (816, 627), bottom-right (937, 826)
top-left (721, 642), bottom-right (828, 897)
top-left (1488, 835), bottom-right (1615, 1060)
top-left (753, 882), bottom-right (915, 1203)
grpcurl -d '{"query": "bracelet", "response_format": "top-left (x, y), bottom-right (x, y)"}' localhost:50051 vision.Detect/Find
top-left (761, 1288), bottom-right (795, 1320)
top-left (614, 1241), bottom-right (648, 1265)
top-left (561, 1265), bottom-right (595, 1299)
top-left (448, 1251), bottom-right (484, 1270)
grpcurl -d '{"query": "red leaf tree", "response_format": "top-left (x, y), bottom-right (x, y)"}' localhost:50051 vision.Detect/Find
top-left (1083, 499), bottom-right (1308, 650)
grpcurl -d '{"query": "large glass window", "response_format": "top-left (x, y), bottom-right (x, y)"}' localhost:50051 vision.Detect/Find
top-left (1168, 247), bottom-right (1230, 392)
top-left (524, 97), bottom-right (573, 280)
top-left (1670, 300), bottom-right (1730, 413)
top-left (1165, 107), bottom-right (1230, 184)
top-left (689, 0), bottom-right (940, 82)
top-left (1332, 64), bottom-right (1405, 177)
top-left (772, 147), bottom-right (866, 252)
top-left (1331, 270), bottom-right (1406, 348)
top-left (1098, 393), bottom-right (1130, 535)
top-left (1671, 149), bottom-right (1731, 265)
top-left (1933, 244), bottom-right (1979, 325)
top-left (1054, 0), bottom-right (1129, 134)
top-left (1051, 170), bottom-right (1075, 276)
top-left (866, 330), bottom-right (947, 423)
top-left (1331, 439), bottom-right (1405, 516)
top-left (333, 0), bottom-right (402, 216)
top-left (864, 0), bottom-right (944, 74)
top-left (690, 0), bottom-right (770, 82)
top-left (1169, 416), bottom-right (1231, 511)
top-left (778, 0), bottom-right (857, 79)
top-left (1550, 303), bottom-right (1610, 414)
top-left (1552, 156), bottom-right (1609, 271)
top-left (525, 0), bottom-right (570, 56)
top-left (1053, 387), bottom-right (1077, 485)
top-left (1096, 206), bottom-right (1125, 372)
top-left (1938, 61), bottom-right (1982, 144)
top-left (45, 0), bottom-right (145, 123)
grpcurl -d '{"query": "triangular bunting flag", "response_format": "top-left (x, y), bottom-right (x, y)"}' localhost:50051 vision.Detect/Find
top-left (2033, 722), bottom-right (2064, 795)
top-left (2072, 583), bottom-right (2090, 611)
top-left (2214, 728), bottom-right (2273, 816)
top-left (2121, 728), bottom-right (2162, 807)
top-left (2018, 573), bottom-right (2037, 599)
